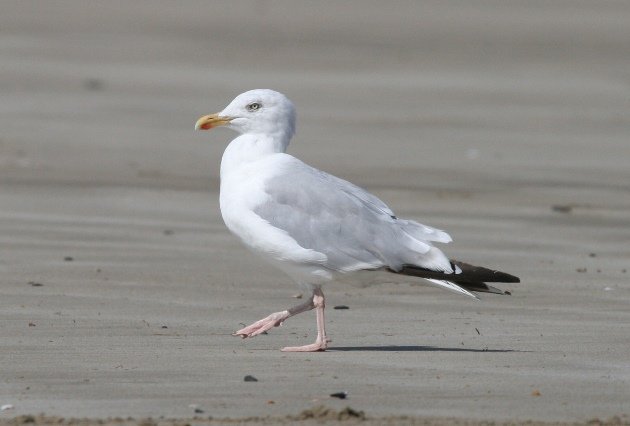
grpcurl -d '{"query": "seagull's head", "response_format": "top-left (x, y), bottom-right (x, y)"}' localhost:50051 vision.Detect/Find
top-left (195, 89), bottom-right (296, 139)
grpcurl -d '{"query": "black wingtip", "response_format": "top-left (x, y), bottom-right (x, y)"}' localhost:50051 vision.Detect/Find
top-left (388, 261), bottom-right (519, 296)
top-left (451, 261), bottom-right (520, 283)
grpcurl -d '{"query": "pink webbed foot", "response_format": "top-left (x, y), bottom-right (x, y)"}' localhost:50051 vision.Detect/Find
top-left (233, 288), bottom-right (329, 351)
top-left (281, 337), bottom-right (331, 352)
top-left (233, 311), bottom-right (289, 338)
top-left (279, 288), bottom-right (329, 352)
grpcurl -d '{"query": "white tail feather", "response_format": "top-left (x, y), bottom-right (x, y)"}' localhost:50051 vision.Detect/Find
top-left (424, 279), bottom-right (479, 299)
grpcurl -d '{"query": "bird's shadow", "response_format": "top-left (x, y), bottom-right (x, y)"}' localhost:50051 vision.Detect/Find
top-left (328, 345), bottom-right (518, 353)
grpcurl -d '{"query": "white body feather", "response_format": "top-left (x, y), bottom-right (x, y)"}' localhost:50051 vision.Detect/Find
top-left (213, 89), bottom-right (470, 296)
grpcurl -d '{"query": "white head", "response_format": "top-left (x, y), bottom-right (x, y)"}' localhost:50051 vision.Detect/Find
top-left (195, 89), bottom-right (296, 140)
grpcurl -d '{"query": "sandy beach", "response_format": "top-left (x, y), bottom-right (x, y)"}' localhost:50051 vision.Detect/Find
top-left (2, 1), bottom-right (630, 424)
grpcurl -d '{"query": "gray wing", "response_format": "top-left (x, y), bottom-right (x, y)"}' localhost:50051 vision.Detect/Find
top-left (253, 159), bottom-right (451, 273)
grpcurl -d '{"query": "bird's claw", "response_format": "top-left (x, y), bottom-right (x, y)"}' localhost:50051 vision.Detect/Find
top-left (281, 338), bottom-right (329, 352)
top-left (233, 312), bottom-right (288, 338)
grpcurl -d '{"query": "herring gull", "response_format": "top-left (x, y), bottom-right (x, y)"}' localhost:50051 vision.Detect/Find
top-left (195, 89), bottom-right (519, 352)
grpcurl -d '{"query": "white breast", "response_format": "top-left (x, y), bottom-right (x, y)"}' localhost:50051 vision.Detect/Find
top-left (219, 152), bottom-right (331, 286)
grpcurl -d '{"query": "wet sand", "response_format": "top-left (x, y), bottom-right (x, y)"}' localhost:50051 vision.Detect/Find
top-left (1, 1), bottom-right (630, 424)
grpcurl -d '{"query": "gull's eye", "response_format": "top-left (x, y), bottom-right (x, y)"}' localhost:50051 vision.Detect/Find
top-left (246, 102), bottom-right (261, 112)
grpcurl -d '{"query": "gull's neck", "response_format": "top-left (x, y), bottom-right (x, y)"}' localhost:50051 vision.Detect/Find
top-left (220, 131), bottom-right (291, 179)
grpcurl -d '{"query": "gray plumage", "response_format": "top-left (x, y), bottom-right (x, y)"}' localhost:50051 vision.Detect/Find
top-left (254, 157), bottom-right (459, 275)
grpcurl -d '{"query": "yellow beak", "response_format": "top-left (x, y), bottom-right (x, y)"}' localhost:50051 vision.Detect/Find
top-left (195, 113), bottom-right (232, 130)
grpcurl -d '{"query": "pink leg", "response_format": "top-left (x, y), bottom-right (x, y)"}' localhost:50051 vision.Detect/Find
top-left (233, 288), bottom-right (330, 352)
top-left (233, 294), bottom-right (316, 338)
top-left (281, 288), bottom-right (329, 352)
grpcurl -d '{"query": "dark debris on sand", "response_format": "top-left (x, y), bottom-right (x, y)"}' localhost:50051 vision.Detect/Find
top-left (2, 411), bottom-right (630, 426)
